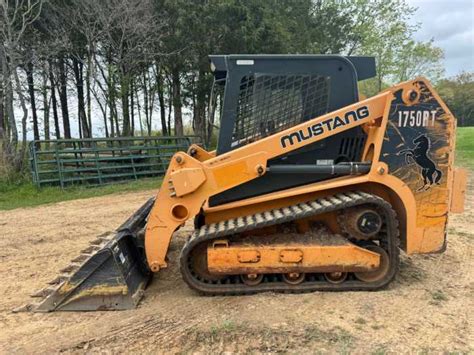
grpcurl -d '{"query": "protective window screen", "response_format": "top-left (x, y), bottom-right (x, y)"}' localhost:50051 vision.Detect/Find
top-left (232, 73), bottom-right (330, 147)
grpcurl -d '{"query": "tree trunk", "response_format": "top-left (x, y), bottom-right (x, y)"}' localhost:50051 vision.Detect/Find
top-left (49, 65), bottom-right (61, 139)
top-left (0, 51), bottom-right (4, 143)
top-left (86, 48), bottom-right (92, 137)
top-left (3, 57), bottom-right (17, 153)
top-left (142, 71), bottom-right (150, 135)
top-left (13, 67), bottom-right (28, 164)
top-left (120, 67), bottom-right (130, 136)
top-left (103, 102), bottom-right (109, 137)
top-left (6, 78), bottom-right (17, 151)
top-left (58, 57), bottom-right (71, 139)
top-left (114, 102), bottom-right (120, 136)
top-left (377, 55), bottom-right (383, 92)
top-left (72, 57), bottom-right (91, 138)
top-left (0, 46), bottom-right (18, 159)
top-left (194, 70), bottom-right (207, 144)
top-left (157, 70), bottom-right (168, 136)
top-left (130, 79), bottom-right (135, 136)
top-left (167, 79), bottom-right (172, 135)
top-left (42, 68), bottom-right (50, 148)
top-left (135, 82), bottom-right (144, 136)
top-left (191, 76), bottom-right (197, 133)
top-left (26, 62), bottom-right (40, 149)
top-left (171, 68), bottom-right (183, 136)
top-left (93, 89), bottom-right (109, 138)
top-left (0, 87), bottom-right (4, 142)
top-left (104, 54), bottom-right (116, 137)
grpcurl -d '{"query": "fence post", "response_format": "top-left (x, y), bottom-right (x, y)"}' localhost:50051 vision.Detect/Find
top-left (54, 142), bottom-right (65, 189)
top-left (93, 140), bottom-right (103, 185)
top-left (29, 141), bottom-right (40, 187)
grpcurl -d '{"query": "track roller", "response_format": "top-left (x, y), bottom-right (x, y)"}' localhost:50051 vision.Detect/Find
top-left (282, 272), bottom-right (305, 285)
top-left (241, 274), bottom-right (263, 286)
top-left (324, 272), bottom-right (348, 284)
top-left (354, 245), bottom-right (390, 283)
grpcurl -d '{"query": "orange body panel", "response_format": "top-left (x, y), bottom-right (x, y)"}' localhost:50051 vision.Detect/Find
top-left (144, 78), bottom-right (465, 272)
top-left (207, 242), bottom-right (381, 274)
top-left (450, 168), bottom-right (468, 213)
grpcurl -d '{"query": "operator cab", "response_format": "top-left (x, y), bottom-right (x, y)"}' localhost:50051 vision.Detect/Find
top-left (207, 54), bottom-right (376, 206)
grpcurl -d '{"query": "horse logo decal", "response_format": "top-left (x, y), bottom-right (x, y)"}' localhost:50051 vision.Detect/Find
top-left (398, 134), bottom-right (442, 191)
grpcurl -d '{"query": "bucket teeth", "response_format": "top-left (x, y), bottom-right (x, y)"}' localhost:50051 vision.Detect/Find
top-left (89, 238), bottom-right (104, 246)
top-left (59, 262), bottom-right (81, 274)
top-left (30, 285), bottom-right (57, 298)
top-left (89, 235), bottom-right (111, 245)
top-left (12, 303), bottom-right (35, 313)
top-left (47, 274), bottom-right (69, 285)
top-left (71, 254), bottom-right (90, 263)
top-left (81, 245), bottom-right (101, 254)
top-left (21, 198), bottom-right (154, 312)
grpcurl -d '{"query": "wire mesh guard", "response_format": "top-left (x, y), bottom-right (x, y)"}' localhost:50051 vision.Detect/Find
top-left (232, 73), bottom-right (330, 147)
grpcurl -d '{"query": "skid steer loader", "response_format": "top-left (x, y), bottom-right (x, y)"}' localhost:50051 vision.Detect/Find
top-left (23, 54), bottom-right (467, 312)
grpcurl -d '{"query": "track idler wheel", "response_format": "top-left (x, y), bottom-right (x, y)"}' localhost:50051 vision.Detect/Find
top-left (241, 273), bottom-right (264, 286)
top-left (324, 272), bottom-right (348, 284)
top-left (282, 272), bottom-right (305, 285)
top-left (189, 243), bottom-right (224, 282)
top-left (339, 206), bottom-right (382, 240)
top-left (354, 245), bottom-right (390, 283)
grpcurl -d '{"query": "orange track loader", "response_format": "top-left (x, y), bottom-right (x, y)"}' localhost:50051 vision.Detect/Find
top-left (24, 55), bottom-right (467, 312)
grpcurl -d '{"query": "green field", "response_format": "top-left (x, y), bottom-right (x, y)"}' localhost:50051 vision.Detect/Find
top-left (0, 127), bottom-right (472, 211)
top-left (455, 126), bottom-right (474, 169)
top-left (0, 178), bottom-right (160, 211)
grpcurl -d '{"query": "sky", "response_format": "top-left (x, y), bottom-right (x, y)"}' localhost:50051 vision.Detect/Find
top-left (407, 0), bottom-right (474, 77)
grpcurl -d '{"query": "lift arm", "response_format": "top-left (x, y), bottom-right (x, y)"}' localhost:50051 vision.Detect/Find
top-left (144, 85), bottom-right (399, 272)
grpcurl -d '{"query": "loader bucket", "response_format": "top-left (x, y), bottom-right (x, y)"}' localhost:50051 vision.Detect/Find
top-left (24, 198), bottom-right (155, 312)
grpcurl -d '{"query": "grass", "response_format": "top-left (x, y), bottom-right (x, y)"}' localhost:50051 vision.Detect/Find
top-left (371, 345), bottom-right (388, 355)
top-left (187, 323), bottom-right (355, 353)
top-left (430, 289), bottom-right (448, 302)
top-left (208, 319), bottom-right (240, 339)
top-left (0, 178), bottom-right (160, 210)
top-left (455, 126), bottom-right (474, 169)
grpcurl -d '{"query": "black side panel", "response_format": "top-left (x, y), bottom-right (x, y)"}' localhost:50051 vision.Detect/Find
top-left (209, 127), bottom-right (367, 207)
top-left (209, 54), bottom-right (372, 207)
top-left (379, 80), bottom-right (453, 251)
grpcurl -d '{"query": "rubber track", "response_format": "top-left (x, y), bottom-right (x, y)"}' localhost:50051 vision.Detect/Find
top-left (179, 191), bottom-right (400, 295)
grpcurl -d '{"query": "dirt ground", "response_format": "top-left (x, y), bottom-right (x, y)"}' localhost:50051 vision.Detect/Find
top-left (0, 185), bottom-right (473, 354)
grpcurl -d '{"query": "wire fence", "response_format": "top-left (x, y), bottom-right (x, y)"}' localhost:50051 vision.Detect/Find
top-left (29, 136), bottom-right (202, 188)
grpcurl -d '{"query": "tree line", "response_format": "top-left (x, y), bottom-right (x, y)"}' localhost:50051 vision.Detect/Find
top-left (0, 0), bottom-right (461, 173)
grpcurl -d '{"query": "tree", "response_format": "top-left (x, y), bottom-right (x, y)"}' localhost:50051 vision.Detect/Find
top-left (0, 0), bottom-right (43, 168)
top-left (394, 39), bottom-right (445, 83)
top-left (437, 72), bottom-right (474, 127)
top-left (0, 0), bottom-right (459, 177)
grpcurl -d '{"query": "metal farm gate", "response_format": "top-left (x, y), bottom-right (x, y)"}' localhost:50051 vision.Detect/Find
top-left (29, 136), bottom-right (202, 188)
